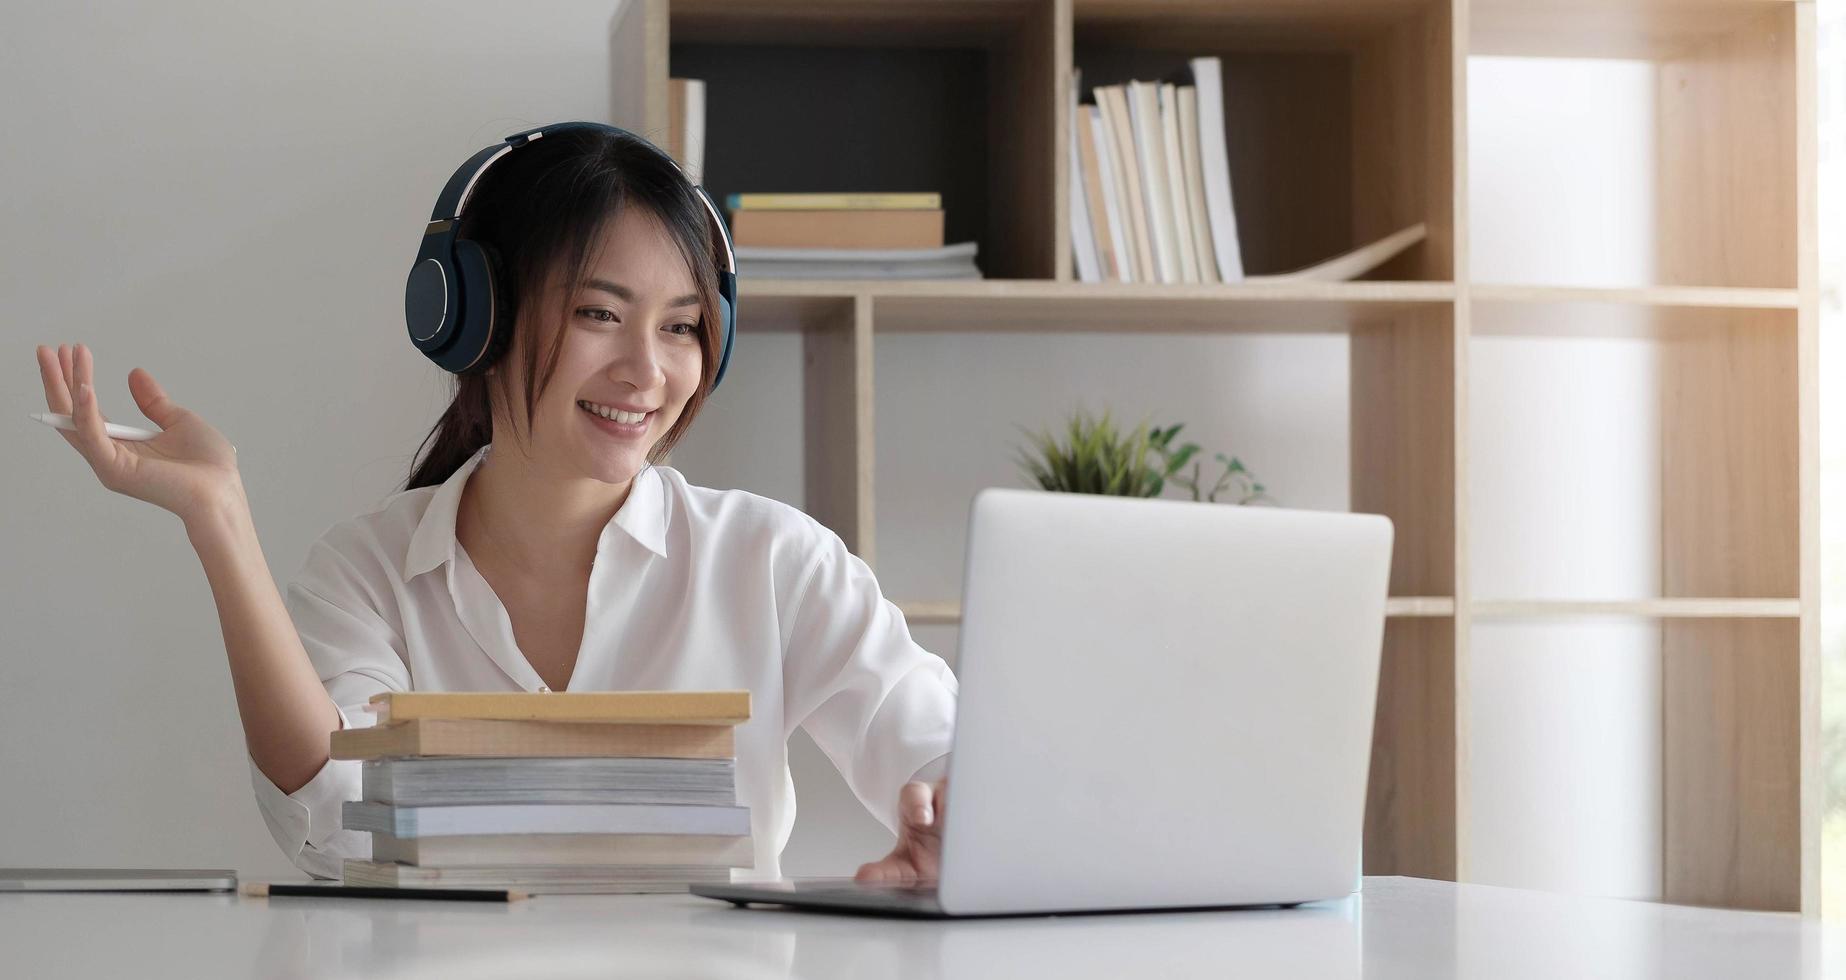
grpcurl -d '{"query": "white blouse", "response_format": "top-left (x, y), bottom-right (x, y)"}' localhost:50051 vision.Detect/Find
top-left (249, 443), bottom-right (958, 880)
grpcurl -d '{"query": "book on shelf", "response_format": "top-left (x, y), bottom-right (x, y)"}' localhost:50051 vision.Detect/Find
top-left (363, 689), bottom-right (750, 725)
top-left (368, 830), bottom-right (755, 869)
top-left (730, 208), bottom-right (944, 249)
top-left (1186, 56), bottom-right (1245, 282)
top-left (330, 718), bottom-right (736, 761)
top-left (1096, 84), bottom-right (1155, 282)
top-left (667, 77), bottom-right (706, 184)
top-left (734, 240), bottom-right (981, 280)
top-left (359, 756), bottom-right (737, 807)
top-left (1069, 68), bottom-right (1102, 282)
top-left (1128, 80), bottom-right (1180, 283)
top-left (1176, 84), bottom-right (1220, 282)
top-left (727, 191), bottom-right (975, 278)
top-left (344, 800), bottom-right (754, 838)
top-left (1075, 57), bottom-right (1419, 284)
top-left (343, 860), bottom-right (734, 894)
top-left (1085, 104), bottom-right (1129, 281)
top-left (725, 192), bottom-right (940, 210)
top-left (1158, 80), bottom-right (1201, 283)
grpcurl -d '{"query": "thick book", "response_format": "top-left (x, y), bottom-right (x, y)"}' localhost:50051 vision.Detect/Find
top-left (368, 830), bottom-right (755, 868)
top-left (343, 859), bottom-right (732, 894)
top-left (730, 208), bottom-right (944, 249)
top-left (1076, 103), bottom-right (1120, 281)
top-left (1188, 56), bottom-right (1246, 281)
top-left (330, 719), bottom-right (735, 761)
top-left (360, 757), bottom-right (737, 806)
top-left (1176, 85), bottom-right (1221, 283)
top-left (366, 690), bottom-right (750, 725)
top-left (734, 241), bottom-right (981, 279)
top-left (1128, 80), bottom-right (1179, 283)
top-left (725, 192), bottom-right (940, 210)
top-left (343, 801), bottom-right (753, 838)
top-left (1158, 81), bottom-right (1200, 283)
top-left (1091, 100), bottom-right (1137, 282)
top-left (1096, 85), bottom-right (1154, 282)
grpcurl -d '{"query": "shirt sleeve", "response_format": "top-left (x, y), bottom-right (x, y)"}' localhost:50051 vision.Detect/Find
top-left (781, 520), bottom-right (958, 836)
top-left (248, 534), bottom-right (410, 880)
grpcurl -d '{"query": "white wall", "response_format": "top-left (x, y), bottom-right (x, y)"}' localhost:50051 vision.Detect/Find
top-left (0, 2), bottom-right (1666, 888)
top-left (1, 0), bottom-right (651, 880)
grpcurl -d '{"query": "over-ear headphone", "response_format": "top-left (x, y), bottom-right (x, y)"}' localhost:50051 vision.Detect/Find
top-left (403, 121), bottom-right (737, 390)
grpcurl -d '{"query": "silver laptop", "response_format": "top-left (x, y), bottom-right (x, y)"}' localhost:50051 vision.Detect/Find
top-left (693, 487), bottom-right (1393, 917)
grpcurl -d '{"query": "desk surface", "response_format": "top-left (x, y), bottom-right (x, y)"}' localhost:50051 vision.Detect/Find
top-left (3, 876), bottom-right (1842, 979)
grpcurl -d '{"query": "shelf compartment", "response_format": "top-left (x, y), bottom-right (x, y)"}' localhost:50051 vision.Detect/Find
top-left (1072, 0), bottom-right (1456, 281)
top-left (1465, 3), bottom-right (1800, 289)
top-left (1468, 305), bottom-right (1798, 602)
top-left (660, 0), bottom-right (1061, 280)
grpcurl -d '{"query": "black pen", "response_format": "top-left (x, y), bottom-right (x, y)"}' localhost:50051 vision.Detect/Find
top-left (241, 882), bottom-right (530, 902)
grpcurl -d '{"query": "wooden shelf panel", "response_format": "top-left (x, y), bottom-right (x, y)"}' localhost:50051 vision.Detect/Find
top-left (670, 0), bottom-right (1042, 45)
top-left (737, 278), bottom-right (1455, 332)
top-left (1472, 284), bottom-right (1799, 309)
top-left (1470, 287), bottom-right (1799, 338)
top-left (1472, 598), bottom-right (1802, 619)
top-left (1076, 0), bottom-right (1441, 48)
top-left (898, 596), bottom-right (1456, 625)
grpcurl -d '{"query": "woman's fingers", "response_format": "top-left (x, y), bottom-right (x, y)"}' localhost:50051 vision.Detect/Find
top-left (127, 367), bottom-right (184, 430)
top-left (36, 345), bottom-right (74, 415)
top-left (899, 781), bottom-right (936, 830)
top-left (34, 345), bottom-right (80, 452)
top-left (67, 344), bottom-right (119, 474)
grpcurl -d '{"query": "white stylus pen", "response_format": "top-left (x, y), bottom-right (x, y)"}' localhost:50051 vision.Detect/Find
top-left (28, 411), bottom-right (159, 441)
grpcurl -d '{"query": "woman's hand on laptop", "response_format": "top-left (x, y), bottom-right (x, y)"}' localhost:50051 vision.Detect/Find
top-left (854, 776), bottom-right (947, 884)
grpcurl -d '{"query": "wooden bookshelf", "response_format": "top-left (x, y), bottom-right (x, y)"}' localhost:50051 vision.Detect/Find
top-left (612, 0), bottom-right (1819, 912)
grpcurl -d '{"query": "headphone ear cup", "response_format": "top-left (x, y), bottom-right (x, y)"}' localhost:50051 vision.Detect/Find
top-left (474, 240), bottom-right (514, 373)
top-left (450, 238), bottom-right (513, 376)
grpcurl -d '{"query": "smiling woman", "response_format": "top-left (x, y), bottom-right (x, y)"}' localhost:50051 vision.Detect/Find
top-left (402, 126), bottom-right (726, 493)
top-left (31, 123), bottom-right (957, 887)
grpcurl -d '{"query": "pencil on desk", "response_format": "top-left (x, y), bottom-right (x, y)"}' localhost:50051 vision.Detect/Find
top-left (241, 882), bottom-right (531, 902)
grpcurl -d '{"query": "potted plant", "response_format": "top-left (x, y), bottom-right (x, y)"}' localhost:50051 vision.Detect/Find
top-left (1013, 407), bottom-right (1271, 504)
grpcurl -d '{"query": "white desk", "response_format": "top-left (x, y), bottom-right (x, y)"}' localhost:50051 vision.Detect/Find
top-left (3, 876), bottom-right (1840, 978)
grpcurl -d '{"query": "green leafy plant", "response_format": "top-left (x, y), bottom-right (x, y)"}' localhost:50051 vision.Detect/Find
top-left (1013, 409), bottom-right (1272, 504)
top-left (1156, 425), bottom-right (1272, 505)
top-left (1012, 407), bottom-right (1173, 497)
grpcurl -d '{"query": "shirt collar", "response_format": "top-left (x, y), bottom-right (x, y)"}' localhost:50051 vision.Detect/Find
top-left (401, 444), bottom-right (669, 581)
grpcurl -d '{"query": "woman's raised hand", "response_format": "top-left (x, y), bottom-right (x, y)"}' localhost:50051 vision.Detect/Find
top-left (35, 343), bottom-right (244, 526)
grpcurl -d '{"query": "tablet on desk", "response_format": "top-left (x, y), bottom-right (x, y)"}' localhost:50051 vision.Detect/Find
top-left (0, 868), bottom-right (237, 892)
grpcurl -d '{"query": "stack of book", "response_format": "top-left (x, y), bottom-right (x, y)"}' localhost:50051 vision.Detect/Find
top-left (726, 192), bottom-right (982, 280)
top-left (662, 75), bottom-right (979, 279)
top-left (332, 690), bottom-right (754, 894)
top-left (1070, 59), bottom-right (1424, 284)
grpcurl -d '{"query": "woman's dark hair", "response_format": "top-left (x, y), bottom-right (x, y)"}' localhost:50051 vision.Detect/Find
top-left (402, 127), bottom-right (724, 491)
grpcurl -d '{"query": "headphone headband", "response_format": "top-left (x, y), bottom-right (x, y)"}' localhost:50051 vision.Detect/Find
top-left (405, 121), bottom-right (736, 390)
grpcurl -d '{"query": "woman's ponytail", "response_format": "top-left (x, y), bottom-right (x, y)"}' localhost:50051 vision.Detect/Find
top-left (403, 373), bottom-right (495, 490)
